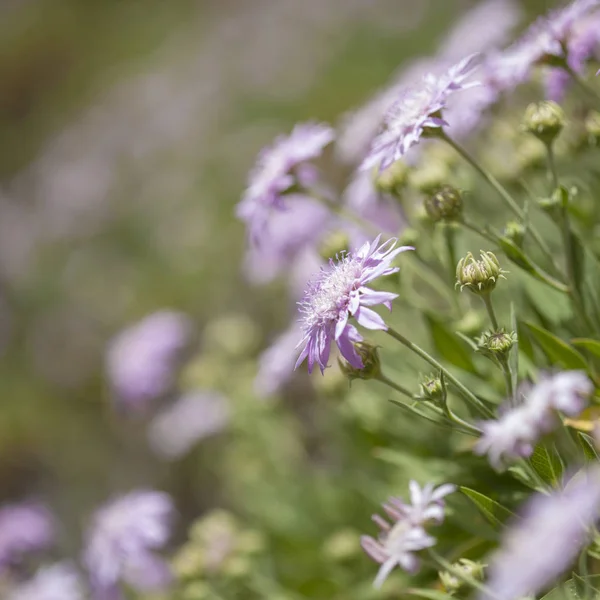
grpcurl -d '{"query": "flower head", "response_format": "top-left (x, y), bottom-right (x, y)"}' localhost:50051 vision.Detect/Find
top-left (361, 55), bottom-right (479, 171)
top-left (0, 503), bottom-right (54, 571)
top-left (84, 490), bottom-right (174, 599)
top-left (456, 251), bottom-right (505, 295)
top-left (106, 311), bottom-right (193, 413)
top-left (237, 122), bottom-right (334, 245)
top-left (8, 563), bottom-right (85, 600)
top-left (480, 467), bottom-right (600, 600)
top-left (296, 235), bottom-right (412, 374)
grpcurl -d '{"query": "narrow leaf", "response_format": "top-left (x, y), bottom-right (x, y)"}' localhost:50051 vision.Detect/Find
top-left (529, 443), bottom-right (563, 485)
top-left (424, 314), bottom-right (477, 373)
top-left (523, 322), bottom-right (588, 371)
top-left (510, 302), bottom-right (519, 405)
top-left (571, 338), bottom-right (600, 359)
top-left (459, 487), bottom-right (515, 529)
top-left (406, 589), bottom-right (456, 600)
top-left (578, 432), bottom-right (600, 461)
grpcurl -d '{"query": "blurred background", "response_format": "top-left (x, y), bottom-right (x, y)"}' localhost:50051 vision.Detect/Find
top-left (0, 0), bottom-right (559, 597)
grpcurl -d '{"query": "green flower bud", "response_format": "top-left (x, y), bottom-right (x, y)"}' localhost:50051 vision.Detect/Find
top-left (522, 101), bottom-right (565, 146)
top-left (338, 342), bottom-right (381, 382)
top-left (374, 160), bottom-right (408, 196)
top-left (477, 329), bottom-right (517, 363)
top-left (420, 374), bottom-right (443, 402)
top-left (585, 111), bottom-right (600, 145)
top-left (318, 231), bottom-right (350, 262)
top-left (456, 251), bottom-right (506, 295)
top-left (424, 185), bottom-right (463, 223)
top-left (502, 220), bottom-right (526, 248)
top-left (439, 559), bottom-right (486, 594)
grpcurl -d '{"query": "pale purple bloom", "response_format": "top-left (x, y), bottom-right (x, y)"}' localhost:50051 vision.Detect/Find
top-left (480, 467), bottom-right (600, 600)
top-left (531, 370), bottom-right (593, 417)
top-left (0, 503), bottom-right (54, 571)
top-left (84, 490), bottom-right (173, 600)
top-left (8, 563), bottom-right (85, 600)
top-left (255, 322), bottom-right (303, 397)
top-left (148, 391), bottom-right (230, 460)
top-left (361, 481), bottom-right (454, 588)
top-left (296, 235), bottom-right (411, 374)
top-left (237, 122), bottom-right (334, 245)
top-left (106, 311), bottom-right (193, 413)
top-left (361, 55), bottom-right (479, 171)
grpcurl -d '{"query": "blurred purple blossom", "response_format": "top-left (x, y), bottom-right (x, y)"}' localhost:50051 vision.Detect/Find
top-left (106, 311), bottom-right (193, 413)
top-left (148, 390), bottom-right (230, 459)
top-left (84, 490), bottom-right (173, 600)
top-left (237, 122), bottom-right (334, 246)
top-left (296, 235), bottom-right (411, 374)
top-left (7, 563), bottom-right (85, 600)
top-left (480, 467), bottom-right (600, 600)
top-left (361, 55), bottom-right (479, 171)
top-left (0, 503), bottom-right (54, 572)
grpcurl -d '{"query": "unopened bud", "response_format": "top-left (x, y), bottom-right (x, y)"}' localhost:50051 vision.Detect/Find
top-left (374, 160), bottom-right (408, 196)
top-left (424, 185), bottom-right (463, 223)
top-left (439, 559), bottom-right (486, 594)
top-left (338, 342), bottom-right (381, 382)
top-left (585, 111), bottom-right (600, 145)
top-left (420, 374), bottom-right (443, 402)
top-left (318, 231), bottom-right (350, 262)
top-left (502, 221), bottom-right (526, 248)
top-left (456, 251), bottom-right (506, 295)
top-left (522, 101), bottom-right (565, 146)
top-left (477, 329), bottom-right (517, 363)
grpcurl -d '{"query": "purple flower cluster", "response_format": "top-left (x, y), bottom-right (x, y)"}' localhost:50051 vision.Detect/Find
top-left (475, 371), bottom-right (592, 469)
top-left (480, 467), bottom-right (600, 600)
top-left (295, 235), bottom-right (411, 374)
top-left (361, 481), bottom-right (455, 588)
top-left (8, 563), bottom-right (84, 600)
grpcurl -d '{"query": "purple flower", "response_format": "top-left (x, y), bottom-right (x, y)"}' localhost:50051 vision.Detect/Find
top-left (361, 55), bottom-right (479, 171)
top-left (0, 503), bottom-right (54, 571)
top-left (8, 563), bottom-right (85, 600)
top-left (106, 311), bottom-right (193, 413)
top-left (361, 481), bottom-right (454, 588)
top-left (84, 490), bottom-right (173, 600)
top-left (295, 235), bottom-right (411, 374)
top-left (480, 467), bottom-right (600, 600)
top-left (237, 122), bottom-right (334, 246)
top-left (148, 391), bottom-right (230, 460)
top-left (531, 370), bottom-right (593, 417)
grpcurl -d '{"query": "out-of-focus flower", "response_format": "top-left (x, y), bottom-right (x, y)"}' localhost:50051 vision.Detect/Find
top-left (480, 466), bottom-right (600, 600)
top-left (362, 481), bottom-right (454, 588)
top-left (0, 503), bottom-right (54, 571)
top-left (236, 122), bottom-right (334, 246)
top-left (296, 235), bottom-right (411, 374)
top-left (254, 322), bottom-right (303, 397)
top-left (7, 563), bottom-right (85, 600)
top-left (475, 371), bottom-right (592, 468)
top-left (84, 490), bottom-right (174, 600)
top-left (361, 55), bottom-right (479, 171)
top-left (106, 311), bottom-right (193, 413)
top-left (148, 391), bottom-right (230, 460)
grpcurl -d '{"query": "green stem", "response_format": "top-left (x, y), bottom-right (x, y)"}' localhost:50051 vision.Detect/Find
top-left (481, 293), bottom-right (499, 330)
top-left (386, 326), bottom-right (494, 418)
top-left (460, 218), bottom-right (498, 244)
top-left (376, 373), bottom-right (415, 400)
top-left (441, 403), bottom-right (482, 436)
top-left (427, 550), bottom-right (495, 598)
top-left (500, 358), bottom-right (514, 401)
top-left (545, 143), bottom-right (559, 191)
top-left (563, 64), bottom-right (600, 108)
top-left (444, 225), bottom-right (458, 287)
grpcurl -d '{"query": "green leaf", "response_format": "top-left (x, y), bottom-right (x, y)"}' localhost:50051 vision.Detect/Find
top-left (529, 443), bottom-right (563, 485)
top-left (569, 230), bottom-right (585, 295)
top-left (459, 487), bottom-right (516, 529)
top-left (424, 314), bottom-right (477, 373)
top-left (578, 432), bottom-right (600, 461)
top-left (571, 338), bottom-right (600, 359)
top-left (523, 322), bottom-right (588, 371)
top-left (509, 303), bottom-right (519, 405)
top-left (406, 589), bottom-right (456, 600)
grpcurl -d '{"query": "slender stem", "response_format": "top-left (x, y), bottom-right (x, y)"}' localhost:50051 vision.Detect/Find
top-left (444, 225), bottom-right (457, 287)
top-left (386, 326), bottom-right (494, 418)
top-left (545, 143), bottom-right (559, 191)
top-left (442, 131), bottom-right (555, 264)
top-left (459, 218), bottom-right (497, 244)
top-left (481, 293), bottom-right (499, 330)
top-left (427, 550), bottom-right (496, 598)
top-left (563, 64), bottom-right (600, 108)
top-left (442, 404), bottom-right (482, 436)
top-left (500, 358), bottom-right (514, 401)
top-left (376, 373), bottom-right (415, 400)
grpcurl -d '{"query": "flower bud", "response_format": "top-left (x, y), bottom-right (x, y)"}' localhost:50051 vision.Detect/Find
top-left (585, 111), bottom-right (600, 145)
top-left (318, 231), bottom-right (350, 262)
top-left (424, 185), bottom-right (463, 223)
top-left (477, 329), bottom-right (517, 363)
top-left (522, 101), bottom-right (565, 146)
top-left (456, 251), bottom-right (505, 295)
top-left (338, 342), bottom-right (381, 382)
top-left (502, 221), bottom-right (526, 248)
top-left (420, 374), bottom-right (444, 402)
top-left (374, 160), bottom-right (408, 196)
top-left (439, 559), bottom-right (486, 594)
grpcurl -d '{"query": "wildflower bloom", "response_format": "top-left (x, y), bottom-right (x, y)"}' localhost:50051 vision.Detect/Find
top-left (361, 54), bottom-right (479, 171)
top-left (475, 371), bottom-right (592, 469)
top-left (8, 563), bottom-right (84, 600)
top-left (106, 311), bottom-right (193, 413)
top-left (362, 481), bottom-right (455, 588)
top-left (480, 467), bottom-right (600, 600)
top-left (295, 235), bottom-right (412, 374)
top-left (0, 503), bottom-right (54, 571)
top-left (236, 122), bottom-right (334, 245)
top-left (84, 490), bottom-right (174, 599)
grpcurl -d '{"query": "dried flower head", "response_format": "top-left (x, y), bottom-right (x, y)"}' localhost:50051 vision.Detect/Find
top-left (296, 235), bottom-right (412, 374)
top-left (456, 251), bottom-right (505, 295)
